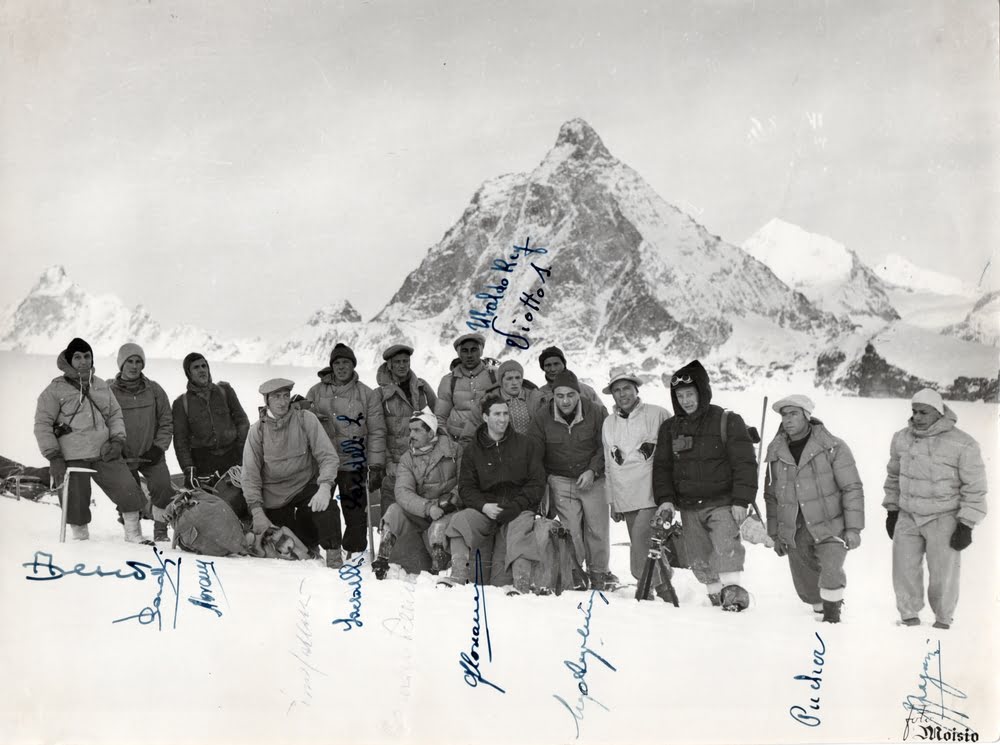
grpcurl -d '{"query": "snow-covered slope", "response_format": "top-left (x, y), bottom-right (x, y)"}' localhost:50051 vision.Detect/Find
top-left (742, 219), bottom-right (898, 325)
top-left (875, 253), bottom-right (976, 297)
top-left (0, 266), bottom-right (265, 362)
top-left (941, 290), bottom-right (1000, 348)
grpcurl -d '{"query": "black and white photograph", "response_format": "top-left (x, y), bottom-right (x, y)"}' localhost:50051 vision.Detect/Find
top-left (1, 1), bottom-right (997, 743)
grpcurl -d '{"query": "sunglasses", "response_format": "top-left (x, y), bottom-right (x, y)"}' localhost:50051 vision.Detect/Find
top-left (671, 374), bottom-right (694, 386)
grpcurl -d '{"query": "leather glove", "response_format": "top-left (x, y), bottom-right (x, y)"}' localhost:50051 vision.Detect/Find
top-left (655, 502), bottom-right (675, 522)
top-left (184, 467), bottom-right (199, 490)
top-left (368, 465), bottom-right (385, 492)
top-left (610, 447), bottom-right (624, 466)
top-left (950, 523), bottom-right (972, 552)
top-left (428, 504), bottom-right (445, 521)
top-left (140, 445), bottom-right (164, 465)
top-left (251, 507), bottom-right (274, 535)
top-left (638, 442), bottom-right (656, 460)
top-left (843, 529), bottom-right (862, 550)
top-left (731, 505), bottom-right (748, 524)
top-left (885, 510), bottom-right (898, 539)
top-left (48, 457), bottom-right (66, 488)
top-left (611, 509), bottom-right (624, 523)
top-left (100, 440), bottom-right (123, 462)
top-left (772, 538), bottom-right (787, 557)
top-left (309, 483), bottom-right (333, 512)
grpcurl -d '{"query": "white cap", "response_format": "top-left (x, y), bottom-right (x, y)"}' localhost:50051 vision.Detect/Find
top-left (772, 394), bottom-right (815, 417)
top-left (409, 408), bottom-right (438, 433)
top-left (911, 388), bottom-right (944, 415)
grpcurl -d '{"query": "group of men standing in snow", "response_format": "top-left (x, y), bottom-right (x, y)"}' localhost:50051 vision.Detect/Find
top-left (31, 331), bottom-right (987, 627)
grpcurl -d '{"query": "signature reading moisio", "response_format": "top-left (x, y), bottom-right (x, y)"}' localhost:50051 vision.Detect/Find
top-left (459, 549), bottom-right (505, 693)
top-left (553, 589), bottom-right (616, 739)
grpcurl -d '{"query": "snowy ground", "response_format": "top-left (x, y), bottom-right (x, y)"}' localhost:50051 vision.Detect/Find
top-left (1, 352), bottom-right (997, 745)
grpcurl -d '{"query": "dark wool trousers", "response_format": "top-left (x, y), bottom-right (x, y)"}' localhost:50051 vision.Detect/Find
top-left (265, 482), bottom-right (342, 552)
top-left (336, 469), bottom-right (370, 552)
top-left (191, 443), bottom-right (242, 479)
top-left (62, 458), bottom-right (146, 526)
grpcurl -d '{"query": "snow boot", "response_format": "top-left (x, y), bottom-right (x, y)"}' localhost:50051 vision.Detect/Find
top-left (511, 558), bottom-right (531, 596)
top-left (430, 544), bottom-right (450, 575)
top-left (122, 512), bottom-right (154, 546)
top-left (602, 571), bottom-right (622, 591)
top-left (372, 531), bottom-right (396, 580)
top-left (821, 600), bottom-right (842, 623)
top-left (899, 617), bottom-right (920, 627)
top-left (70, 524), bottom-right (90, 541)
top-left (720, 584), bottom-right (750, 612)
top-left (326, 548), bottom-right (344, 569)
top-left (932, 621), bottom-right (950, 630)
top-left (445, 540), bottom-right (471, 586)
top-left (153, 521), bottom-right (169, 542)
top-left (571, 567), bottom-right (590, 591)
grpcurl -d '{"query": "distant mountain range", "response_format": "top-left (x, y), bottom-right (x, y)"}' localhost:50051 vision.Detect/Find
top-left (1, 120), bottom-right (996, 400)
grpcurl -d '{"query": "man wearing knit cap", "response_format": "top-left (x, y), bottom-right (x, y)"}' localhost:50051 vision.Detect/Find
top-left (109, 343), bottom-right (175, 542)
top-left (601, 367), bottom-right (672, 598)
top-left (883, 388), bottom-right (987, 629)
top-left (243, 378), bottom-right (343, 568)
top-left (434, 333), bottom-right (497, 442)
top-left (464, 359), bottom-right (545, 440)
top-left (307, 342), bottom-right (386, 560)
top-left (171, 353), bottom-right (249, 489)
top-left (375, 343), bottom-right (437, 516)
top-left (528, 369), bottom-right (615, 590)
top-left (372, 409), bottom-right (461, 579)
top-left (536, 345), bottom-right (606, 415)
top-left (763, 394), bottom-right (864, 623)
top-left (33, 337), bottom-right (150, 543)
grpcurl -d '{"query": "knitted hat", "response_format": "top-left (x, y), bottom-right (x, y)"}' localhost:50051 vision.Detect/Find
top-left (550, 370), bottom-right (580, 393)
top-left (409, 409), bottom-right (438, 434)
top-left (183, 352), bottom-right (207, 380)
top-left (538, 345), bottom-right (566, 369)
top-left (329, 343), bottom-right (357, 367)
top-left (117, 343), bottom-right (146, 370)
top-left (382, 343), bottom-right (414, 361)
top-left (497, 359), bottom-right (524, 383)
top-left (772, 394), bottom-right (815, 417)
top-left (64, 337), bottom-right (93, 362)
top-left (911, 388), bottom-right (944, 415)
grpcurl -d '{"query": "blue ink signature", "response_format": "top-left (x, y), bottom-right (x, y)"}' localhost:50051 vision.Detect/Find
top-left (331, 554), bottom-right (365, 631)
top-left (789, 632), bottom-right (826, 727)
top-left (111, 547), bottom-right (183, 631)
top-left (288, 578), bottom-right (327, 714)
top-left (552, 589), bottom-right (615, 739)
top-left (23, 550), bottom-right (152, 581)
top-left (465, 237), bottom-right (549, 334)
top-left (459, 549), bottom-right (505, 693)
top-left (188, 558), bottom-right (226, 618)
top-left (491, 254), bottom-right (553, 350)
top-left (902, 640), bottom-right (974, 740)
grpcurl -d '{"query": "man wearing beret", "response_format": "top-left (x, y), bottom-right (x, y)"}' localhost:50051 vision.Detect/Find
top-left (434, 333), bottom-right (497, 442)
top-left (33, 337), bottom-right (150, 543)
top-left (109, 343), bottom-right (175, 542)
top-left (883, 388), bottom-right (987, 629)
top-left (172, 353), bottom-right (250, 489)
top-left (535, 346), bottom-right (607, 416)
top-left (763, 395), bottom-right (864, 623)
top-left (375, 343), bottom-right (437, 514)
top-left (243, 378), bottom-right (343, 568)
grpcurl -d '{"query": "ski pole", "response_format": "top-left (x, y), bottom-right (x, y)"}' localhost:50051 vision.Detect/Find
top-left (58, 467), bottom-right (97, 543)
top-left (749, 396), bottom-right (768, 523)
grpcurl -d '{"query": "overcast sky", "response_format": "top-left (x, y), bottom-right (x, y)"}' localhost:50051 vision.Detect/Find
top-left (1, 0), bottom-right (997, 338)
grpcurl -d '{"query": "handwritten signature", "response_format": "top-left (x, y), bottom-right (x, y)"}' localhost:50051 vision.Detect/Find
top-left (553, 589), bottom-right (615, 739)
top-left (23, 550), bottom-right (153, 581)
top-left (331, 554), bottom-right (365, 631)
top-left (188, 558), bottom-right (226, 618)
top-left (459, 549), bottom-right (505, 693)
top-left (789, 632), bottom-right (826, 727)
top-left (465, 237), bottom-right (549, 343)
top-left (902, 640), bottom-right (976, 740)
top-left (288, 578), bottom-right (326, 714)
top-left (491, 257), bottom-right (553, 350)
top-left (111, 547), bottom-right (183, 631)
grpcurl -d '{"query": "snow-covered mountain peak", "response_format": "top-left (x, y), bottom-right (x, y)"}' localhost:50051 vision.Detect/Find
top-left (743, 219), bottom-right (853, 285)
top-left (32, 265), bottom-right (74, 296)
top-left (875, 254), bottom-right (974, 297)
top-left (306, 301), bottom-right (362, 326)
top-left (537, 118), bottom-right (614, 176)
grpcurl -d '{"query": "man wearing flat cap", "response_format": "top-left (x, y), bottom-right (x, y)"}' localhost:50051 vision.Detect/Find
top-left (243, 378), bottom-right (343, 568)
top-left (601, 367), bottom-right (671, 598)
top-left (883, 388), bottom-right (987, 630)
top-left (763, 394), bottom-right (864, 623)
top-left (434, 333), bottom-right (497, 442)
top-left (535, 345), bottom-right (606, 416)
top-left (375, 343), bottom-right (437, 514)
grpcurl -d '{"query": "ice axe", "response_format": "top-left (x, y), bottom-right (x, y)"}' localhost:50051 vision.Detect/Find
top-left (58, 467), bottom-right (97, 543)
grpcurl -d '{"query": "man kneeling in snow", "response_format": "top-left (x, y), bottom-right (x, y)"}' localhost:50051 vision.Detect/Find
top-left (372, 410), bottom-right (461, 579)
top-left (242, 378), bottom-right (343, 568)
top-left (439, 394), bottom-right (546, 594)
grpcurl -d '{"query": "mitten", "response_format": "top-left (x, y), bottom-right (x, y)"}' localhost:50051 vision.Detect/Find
top-left (950, 523), bottom-right (972, 552)
top-left (140, 445), bottom-right (164, 465)
top-left (638, 442), bottom-right (656, 460)
top-left (369, 465), bottom-right (385, 492)
top-left (843, 529), bottom-right (862, 550)
top-left (428, 504), bottom-right (445, 521)
top-left (100, 440), bottom-right (123, 462)
top-left (885, 510), bottom-right (898, 539)
top-left (611, 447), bottom-right (624, 466)
top-left (772, 539), bottom-right (787, 557)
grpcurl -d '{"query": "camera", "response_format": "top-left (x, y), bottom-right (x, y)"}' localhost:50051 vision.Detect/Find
top-left (672, 434), bottom-right (693, 453)
top-left (52, 422), bottom-right (73, 439)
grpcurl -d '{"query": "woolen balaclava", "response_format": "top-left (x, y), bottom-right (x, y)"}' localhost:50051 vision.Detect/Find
top-left (183, 352), bottom-right (208, 381)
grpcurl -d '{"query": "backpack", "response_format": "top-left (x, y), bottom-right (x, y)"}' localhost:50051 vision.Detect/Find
top-left (165, 489), bottom-right (249, 557)
top-left (529, 518), bottom-right (585, 595)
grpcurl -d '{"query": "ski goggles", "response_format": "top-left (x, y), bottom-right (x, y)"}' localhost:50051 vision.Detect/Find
top-left (670, 374), bottom-right (694, 387)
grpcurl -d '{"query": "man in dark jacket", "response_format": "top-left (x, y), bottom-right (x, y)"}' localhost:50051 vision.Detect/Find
top-left (652, 360), bottom-right (758, 611)
top-left (528, 370), bottom-right (615, 590)
top-left (442, 394), bottom-right (546, 593)
top-left (171, 353), bottom-right (250, 488)
top-left (109, 343), bottom-right (174, 542)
